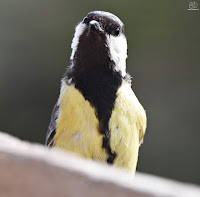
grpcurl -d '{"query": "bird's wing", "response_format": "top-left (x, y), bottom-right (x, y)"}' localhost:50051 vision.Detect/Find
top-left (45, 103), bottom-right (60, 147)
top-left (138, 106), bottom-right (147, 144)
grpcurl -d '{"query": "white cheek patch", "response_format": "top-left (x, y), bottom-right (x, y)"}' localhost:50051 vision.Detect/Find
top-left (70, 23), bottom-right (87, 60)
top-left (106, 34), bottom-right (127, 77)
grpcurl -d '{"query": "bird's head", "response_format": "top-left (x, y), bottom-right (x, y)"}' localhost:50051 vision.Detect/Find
top-left (70, 11), bottom-right (127, 77)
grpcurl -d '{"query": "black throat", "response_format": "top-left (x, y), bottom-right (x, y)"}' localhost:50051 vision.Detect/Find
top-left (64, 30), bottom-right (123, 164)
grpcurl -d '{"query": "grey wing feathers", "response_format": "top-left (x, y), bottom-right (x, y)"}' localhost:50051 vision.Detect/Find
top-left (45, 103), bottom-right (60, 147)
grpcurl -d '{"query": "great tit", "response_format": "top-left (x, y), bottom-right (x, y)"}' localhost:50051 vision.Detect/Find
top-left (46, 11), bottom-right (147, 174)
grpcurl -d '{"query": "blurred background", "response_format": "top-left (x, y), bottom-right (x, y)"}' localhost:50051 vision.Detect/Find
top-left (0, 0), bottom-right (199, 185)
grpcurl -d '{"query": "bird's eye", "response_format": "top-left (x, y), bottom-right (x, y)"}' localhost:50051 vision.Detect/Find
top-left (83, 17), bottom-right (88, 23)
top-left (114, 27), bottom-right (120, 36)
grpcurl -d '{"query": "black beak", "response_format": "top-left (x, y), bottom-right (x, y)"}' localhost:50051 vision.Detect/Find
top-left (88, 20), bottom-right (102, 32)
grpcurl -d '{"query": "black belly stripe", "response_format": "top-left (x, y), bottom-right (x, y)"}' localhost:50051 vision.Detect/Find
top-left (74, 68), bottom-right (121, 164)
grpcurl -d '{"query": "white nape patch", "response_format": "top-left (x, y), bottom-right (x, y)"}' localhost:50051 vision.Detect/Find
top-left (106, 34), bottom-right (127, 77)
top-left (70, 23), bottom-right (87, 60)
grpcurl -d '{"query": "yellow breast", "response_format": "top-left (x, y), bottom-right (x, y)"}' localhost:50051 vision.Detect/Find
top-left (54, 80), bottom-right (146, 174)
top-left (54, 82), bottom-right (108, 162)
top-left (109, 81), bottom-right (147, 173)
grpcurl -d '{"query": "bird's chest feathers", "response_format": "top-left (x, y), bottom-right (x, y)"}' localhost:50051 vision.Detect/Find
top-left (54, 80), bottom-right (146, 172)
top-left (108, 82), bottom-right (146, 169)
top-left (54, 83), bottom-right (108, 161)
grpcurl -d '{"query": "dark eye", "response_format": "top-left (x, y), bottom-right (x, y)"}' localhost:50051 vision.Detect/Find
top-left (83, 17), bottom-right (88, 23)
top-left (114, 27), bottom-right (120, 36)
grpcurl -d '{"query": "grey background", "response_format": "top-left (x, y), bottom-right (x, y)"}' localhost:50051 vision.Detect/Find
top-left (0, 0), bottom-right (200, 184)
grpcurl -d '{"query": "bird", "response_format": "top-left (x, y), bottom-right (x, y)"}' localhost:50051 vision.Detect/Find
top-left (45, 11), bottom-right (147, 174)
